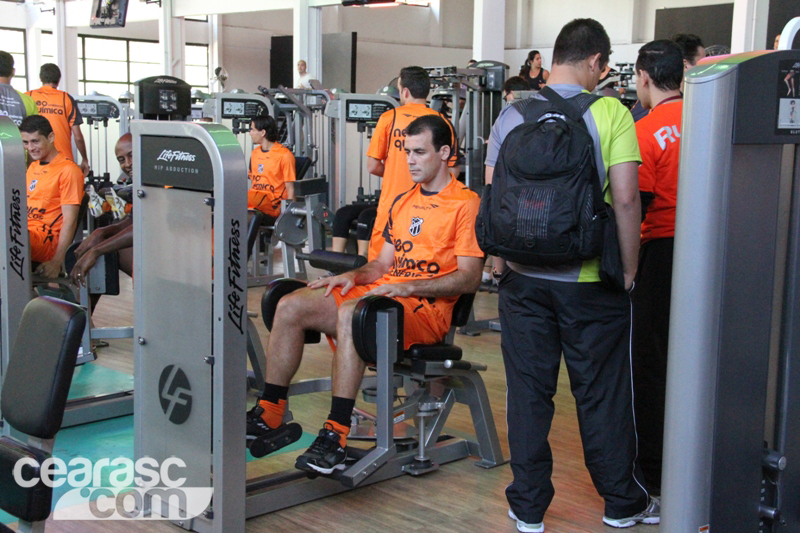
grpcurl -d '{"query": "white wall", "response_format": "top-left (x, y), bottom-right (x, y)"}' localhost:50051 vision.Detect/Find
top-left (356, 41), bottom-right (473, 93)
top-left (220, 26), bottom-right (273, 92)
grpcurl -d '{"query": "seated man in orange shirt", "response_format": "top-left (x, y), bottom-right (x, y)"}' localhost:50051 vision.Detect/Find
top-left (20, 115), bottom-right (84, 278)
top-left (245, 115), bottom-right (484, 474)
top-left (247, 115), bottom-right (295, 221)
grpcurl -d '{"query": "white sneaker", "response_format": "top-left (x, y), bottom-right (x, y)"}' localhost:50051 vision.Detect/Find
top-left (602, 497), bottom-right (660, 528)
top-left (509, 509), bottom-right (544, 533)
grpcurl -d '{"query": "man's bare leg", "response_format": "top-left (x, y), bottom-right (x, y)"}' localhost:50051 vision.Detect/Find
top-left (266, 288), bottom-right (338, 386)
top-left (331, 299), bottom-right (367, 400)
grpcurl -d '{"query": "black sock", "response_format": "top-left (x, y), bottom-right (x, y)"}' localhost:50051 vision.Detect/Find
top-left (261, 383), bottom-right (289, 404)
top-left (327, 396), bottom-right (356, 428)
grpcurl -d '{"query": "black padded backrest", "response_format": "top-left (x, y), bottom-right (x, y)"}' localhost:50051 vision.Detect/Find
top-left (451, 293), bottom-right (476, 328)
top-left (1, 297), bottom-right (85, 439)
top-left (295, 156), bottom-right (311, 180)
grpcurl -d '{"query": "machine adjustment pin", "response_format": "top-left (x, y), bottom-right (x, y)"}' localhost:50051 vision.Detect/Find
top-left (204, 356), bottom-right (215, 365)
top-left (204, 197), bottom-right (214, 207)
top-left (137, 337), bottom-right (146, 345)
top-left (136, 190), bottom-right (145, 198)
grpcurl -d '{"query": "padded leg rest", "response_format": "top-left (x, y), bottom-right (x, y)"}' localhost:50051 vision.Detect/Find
top-left (0, 437), bottom-right (53, 522)
top-left (406, 343), bottom-right (463, 361)
top-left (352, 296), bottom-right (405, 365)
top-left (304, 250), bottom-right (367, 274)
top-left (261, 279), bottom-right (321, 344)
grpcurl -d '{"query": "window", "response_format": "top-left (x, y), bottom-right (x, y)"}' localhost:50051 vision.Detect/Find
top-left (1, 28), bottom-right (27, 92)
top-left (76, 35), bottom-right (209, 97)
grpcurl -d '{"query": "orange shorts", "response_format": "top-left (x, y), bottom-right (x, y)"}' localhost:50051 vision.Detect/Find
top-left (29, 230), bottom-right (58, 262)
top-left (331, 284), bottom-right (450, 350)
top-left (248, 190), bottom-right (280, 218)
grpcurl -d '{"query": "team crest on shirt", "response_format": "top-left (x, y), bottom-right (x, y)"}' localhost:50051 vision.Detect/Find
top-left (29, 180), bottom-right (37, 192)
top-left (258, 164), bottom-right (264, 173)
top-left (409, 216), bottom-right (423, 237)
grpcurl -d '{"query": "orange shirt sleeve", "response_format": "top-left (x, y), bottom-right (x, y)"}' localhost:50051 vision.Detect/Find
top-left (284, 152), bottom-right (296, 182)
top-left (454, 193), bottom-right (484, 257)
top-left (367, 111), bottom-right (392, 161)
top-left (59, 163), bottom-right (85, 206)
top-left (635, 122), bottom-right (657, 194)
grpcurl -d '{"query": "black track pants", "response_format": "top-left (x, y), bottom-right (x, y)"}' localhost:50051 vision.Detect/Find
top-left (631, 237), bottom-right (674, 495)
top-left (499, 271), bottom-right (648, 523)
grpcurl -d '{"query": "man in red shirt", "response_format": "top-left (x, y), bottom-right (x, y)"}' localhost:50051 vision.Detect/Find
top-left (247, 115), bottom-right (295, 219)
top-left (20, 115), bottom-right (84, 278)
top-left (364, 66), bottom-right (457, 260)
top-left (630, 39), bottom-right (685, 498)
top-left (246, 115), bottom-right (483, 475)
top-left (27, 64), bottom-right (90, 176)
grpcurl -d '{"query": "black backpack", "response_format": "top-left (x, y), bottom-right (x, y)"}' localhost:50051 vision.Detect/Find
top-left (476, 87), bottom-right (609, 266)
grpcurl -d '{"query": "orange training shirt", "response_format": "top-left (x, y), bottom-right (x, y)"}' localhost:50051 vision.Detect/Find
top-left (366, 103), bottom-right (457, 259)
top-left (636, 98), bottom-right (682, 243)
top-left (27, 152), bottom-right (84, 252)
top-left (26, 86), bottom-right (82, 161)
top-left (248, 142), bottom-right (296, 218)
top-left (378, 178), bottom-right (483, 322)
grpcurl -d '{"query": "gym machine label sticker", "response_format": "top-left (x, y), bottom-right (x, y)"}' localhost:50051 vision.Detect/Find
top-left (8, 188), bottom-right (26, 281)
top-left (226, 218), bottom-right (245, 335)
top-left (159, 365), bottom-right (192, 424)
top-left (141, 136), bottom-right (213, 192)
top-left (777, 60), bottom-right (800, 135)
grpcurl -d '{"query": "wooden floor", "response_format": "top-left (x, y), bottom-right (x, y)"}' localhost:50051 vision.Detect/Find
top-left (19, 274), bottom-right (661, 533)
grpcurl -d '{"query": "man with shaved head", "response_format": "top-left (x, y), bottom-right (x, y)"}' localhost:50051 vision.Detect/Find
top-left (71, 133), bottom-right (133, 284)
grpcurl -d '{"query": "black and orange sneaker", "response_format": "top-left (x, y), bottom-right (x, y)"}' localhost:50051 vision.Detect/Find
top-left (295, 423), bottom-right (348, 474)
top-left (246, 404), bottom-right (302, 458)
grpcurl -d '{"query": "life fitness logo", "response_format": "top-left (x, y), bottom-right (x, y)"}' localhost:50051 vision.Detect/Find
top-left (156, 150), bottom-right (196, 163)
top-left (159, 365), bottom-right (192, 424)
top-left (153, 78), bottom-right (178, 84)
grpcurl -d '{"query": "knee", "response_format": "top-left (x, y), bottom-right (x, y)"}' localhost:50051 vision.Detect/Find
top-left (274, 291), bottom-right (309, 326)
top-left (336, 302), bottom-right (357, 335)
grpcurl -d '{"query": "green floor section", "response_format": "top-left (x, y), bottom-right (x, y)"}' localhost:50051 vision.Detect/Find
top-left (0, 413), bottom-right (316, 525)
top-left (67, 363), bottom-right (134, 400)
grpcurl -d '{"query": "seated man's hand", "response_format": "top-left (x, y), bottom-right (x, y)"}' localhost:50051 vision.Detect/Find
top-left (365, 283), bottom-right (412, 299)
top-left (70, 249), bottom-right (99, 287)
top-left (80, 160), bottom-right (90, 177)
top-left (308, 272), bottom-right (357, 297)
top-left (74, 229), bottom-right (106, 258)
top-left (36, 259), bottom-right (63, 279)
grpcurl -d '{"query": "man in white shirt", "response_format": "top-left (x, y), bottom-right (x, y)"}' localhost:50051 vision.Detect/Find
top-left (297, 60), bottom-right (313, 89)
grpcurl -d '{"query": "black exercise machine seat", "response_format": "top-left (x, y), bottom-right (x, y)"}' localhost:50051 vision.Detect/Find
top-left (261, 279), bottom-right (476, 364)
top-left (353, 293), bottom-right (475, 365)
top-left (0, 297), bottom-right (86, 526)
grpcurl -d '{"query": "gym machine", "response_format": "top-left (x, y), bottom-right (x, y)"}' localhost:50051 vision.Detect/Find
top-left (0, 116), bottom-right (31, 435)
top-left (661, 47), bottom-right (800, 532)
top-left (75, 93), bottom-right (132, 185)
top-left (131, 120), bottom-right (505, 531)
top-left (201, 91), bottom-right (272, 155)
top-left (324, 93), bottom-right (397, 209)
top-left (425, 61), bottom-right (508, 191)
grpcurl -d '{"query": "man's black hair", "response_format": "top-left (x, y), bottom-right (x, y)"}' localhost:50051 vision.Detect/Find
top-left (672, 33), bottom-right (705, 63)
top-left (251, 115), bottom-right (278, 143)
top-left (406, 114), bottom-right (452, 154)
top-left (20, 115), bottom-right (53, 137)
top-left (0, 51), bottom-right (14, 78)
top-left (635, 40), bottom-right (684, 92)
top-left (552, 19), bottom-right (610, 67)
top-left (39, 63), bottom-right (61, 85)
top-left (502, 76), bottom-right (531, 94)
top-left (399, 66), bottom-right (430, 100)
